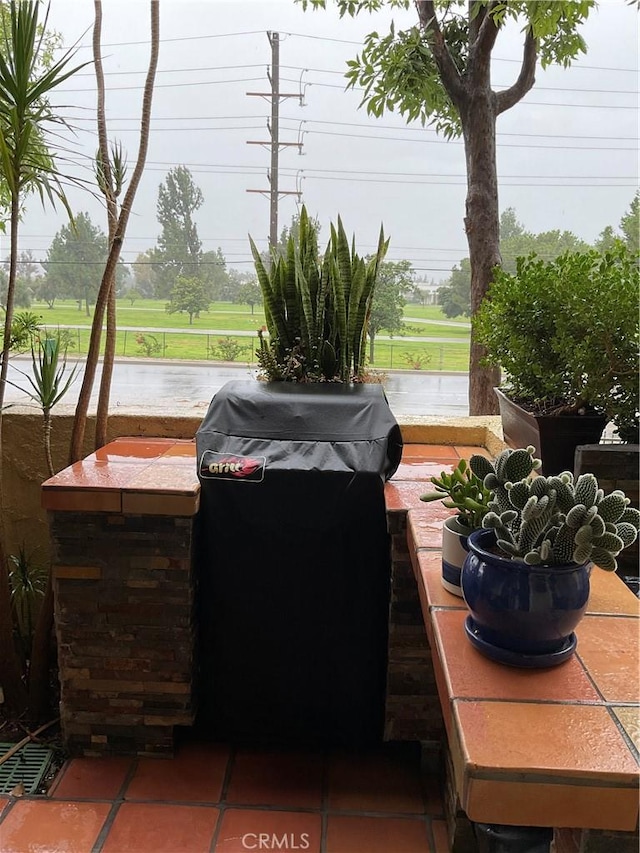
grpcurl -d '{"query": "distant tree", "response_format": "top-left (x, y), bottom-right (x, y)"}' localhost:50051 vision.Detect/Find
top-left (151, 166), bottom-right (204, 297)
top-left (498, 207), bottom-right (526, 242)
top-left (16, 249), bottom-right (40, 283)
top-left (620, 193), bottom-right (639, 255)
top-left (0, 267), bottom-right (31, 308)
top-left (596, 193), bottom-right (639, 255)
top-left (165, 275), bottom-right (209, 324)
top-left (235, 280), bottom-right (262, 314)
top-left (594, 226), bottom-right (617, 254)
top-left (131, 250), bottom-right (157, 298)
top-left (126, 287), bottom-right (142, 305)
top-left (35, 276), bottom-right (57, 308)
top-left (368, 259), bottom-right (415, 362)
top-left (43, 213), bottom-right (108, 315)
top-left (438, 209), bottom-right (589, 317)
top-left (1, 252), bottom-right (37, 308)
top-left (439, 258), bottom-right (472, 318)
top-left (115, 263), bottom-right (131, 297)
top-left (201, 247), bottom-right (229, 301)
top-left (1, 278), bottom-right (30, 308)
top-left (224, 268), bottom-right (254, 302)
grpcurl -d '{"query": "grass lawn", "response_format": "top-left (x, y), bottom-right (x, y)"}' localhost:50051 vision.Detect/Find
top-left (402, 304), bottom-right (469, 323)
top-left (24, 299), bottom-right (470, 372)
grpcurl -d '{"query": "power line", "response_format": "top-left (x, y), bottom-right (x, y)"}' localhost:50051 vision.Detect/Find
top-left (69, 60), bottom-right (639, 95)
top-left (64, 110), bottom-right (638, 145)
top-left (64, 31), bottom-right (267, 50)
top-left (281, 76), bottom-right (639, 107)
top-left (285, 126), bottom-right (639, 151)
top-left (54, 154), bottom-right (637, 183)
top-left (60, 76), bottom-right (268, 93)
top-left (65, 122), bottom-right (637, 152)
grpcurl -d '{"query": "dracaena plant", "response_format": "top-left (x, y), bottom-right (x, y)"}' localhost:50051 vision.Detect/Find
top-left (468, 451), bottom-right (640, 571)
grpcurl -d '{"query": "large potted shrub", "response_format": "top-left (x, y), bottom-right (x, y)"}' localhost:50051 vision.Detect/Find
top-left (460, 450), bottom-right (640, 668)
top-left (473, 242), bottom-right (639, 474)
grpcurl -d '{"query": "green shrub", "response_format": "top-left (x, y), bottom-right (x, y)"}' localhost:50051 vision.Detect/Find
top-left (474, 242), bottom-right (639, 439)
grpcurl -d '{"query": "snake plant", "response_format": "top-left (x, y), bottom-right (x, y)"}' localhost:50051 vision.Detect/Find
top-left (250, 205), bottom-right (388, 382)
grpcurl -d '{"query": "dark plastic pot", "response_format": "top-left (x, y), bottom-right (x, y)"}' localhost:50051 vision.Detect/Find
top-left (495, 388), bottom-right (607, 476)
top-left (461, 529), bottom-right (591, 667)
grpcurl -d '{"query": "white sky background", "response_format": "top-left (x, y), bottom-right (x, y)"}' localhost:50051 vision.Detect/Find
top-left (16, 0), bottom-right (640, 283)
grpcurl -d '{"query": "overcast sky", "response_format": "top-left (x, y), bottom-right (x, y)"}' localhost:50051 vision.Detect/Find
top-left (15, 0), bottom-right (640, 282)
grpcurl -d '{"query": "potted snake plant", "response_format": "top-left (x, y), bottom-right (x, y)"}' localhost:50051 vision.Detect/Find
top-left (250, 205), bottom-right (389, 383)
top-left (460, 449), bottom-right (640, 668)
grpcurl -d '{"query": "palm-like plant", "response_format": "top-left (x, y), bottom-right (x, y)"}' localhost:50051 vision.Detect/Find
top-left (14, 332), bottom-right (77, 476)
top-left (0, 0), bottom-right (86, 716)
top-left (0, 1), bottom-right (85, 416)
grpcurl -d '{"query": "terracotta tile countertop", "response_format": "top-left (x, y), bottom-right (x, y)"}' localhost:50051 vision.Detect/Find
top-left (387, 444), bottom-right (640, 834)
top-left (42, 438), bottom-right (200, 516)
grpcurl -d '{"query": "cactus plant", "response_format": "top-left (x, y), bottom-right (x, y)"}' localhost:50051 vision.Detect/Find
top-left (422, 447), bottom-right (542, 530)
top-left (475, 465), bottom-right (640, 572)
top-left (420, 458), bottom-right (492, 531)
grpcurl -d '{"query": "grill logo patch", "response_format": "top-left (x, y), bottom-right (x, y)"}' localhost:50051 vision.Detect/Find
top-left (199, 450), bottom-right (265, 482)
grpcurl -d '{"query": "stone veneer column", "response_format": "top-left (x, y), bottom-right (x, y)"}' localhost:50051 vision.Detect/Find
top-left (384, 509), bottom-right (443, 742)
top-left (43, 438), bottom-right (200, 757)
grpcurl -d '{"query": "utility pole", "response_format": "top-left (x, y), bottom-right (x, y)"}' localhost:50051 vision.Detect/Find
top-left (247, 31), bottom-right (302, 252)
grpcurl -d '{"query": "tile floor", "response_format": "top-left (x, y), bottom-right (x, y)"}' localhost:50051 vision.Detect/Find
top-left (0, 740), bottom-right (448, 852)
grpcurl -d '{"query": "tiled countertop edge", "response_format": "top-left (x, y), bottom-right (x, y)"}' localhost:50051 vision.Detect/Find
top-left (404, 513), bottom-right (640, 832)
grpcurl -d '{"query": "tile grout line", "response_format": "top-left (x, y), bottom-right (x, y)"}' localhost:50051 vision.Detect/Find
top-left (91, 756), bottom-right (139, 853)
top-left (209, 745), bottom-right (237, 852)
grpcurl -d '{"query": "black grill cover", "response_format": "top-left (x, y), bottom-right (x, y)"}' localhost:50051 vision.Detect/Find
top-left (195, 380), bottom-right (403, 745)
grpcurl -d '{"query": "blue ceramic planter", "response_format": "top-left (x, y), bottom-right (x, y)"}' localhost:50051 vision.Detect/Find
top-left (461, 529), bottom-right (591, 667)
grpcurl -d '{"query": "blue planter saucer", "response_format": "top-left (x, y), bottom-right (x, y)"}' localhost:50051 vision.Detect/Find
top-left (464, 616), bottom-right (577, 668)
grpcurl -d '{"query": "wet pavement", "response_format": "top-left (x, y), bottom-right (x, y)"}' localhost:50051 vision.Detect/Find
top-left (5, 359), bottom-right (469, 418)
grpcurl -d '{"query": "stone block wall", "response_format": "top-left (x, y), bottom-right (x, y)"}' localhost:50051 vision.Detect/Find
top-left (52, 511), bottom-right (197, 756)
top-left (384, 510), bottom-right (443, 742)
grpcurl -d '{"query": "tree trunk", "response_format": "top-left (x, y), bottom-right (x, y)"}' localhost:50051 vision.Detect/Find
top-left (461, 88), bottom-right (502, 414)
top-left (95, 277), bottom-right (116, 450)
top-left (69, 0), bottom-right (160, 463)
top-left (94, 0), bottom-right (119, 452)
top-left (368, 331), bottom-right (375, 364)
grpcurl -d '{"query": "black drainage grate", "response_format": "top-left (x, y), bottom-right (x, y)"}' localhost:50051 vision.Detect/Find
top-left (0, 742), bottom-right (54, 795)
